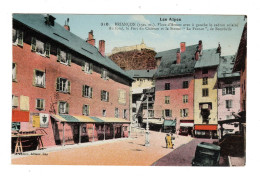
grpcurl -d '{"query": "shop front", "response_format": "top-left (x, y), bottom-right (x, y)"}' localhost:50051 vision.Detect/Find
top-left (194, 124), bottom-right (218, 139)
top-left (163, 119), bottom-right (176, 133)
top-left (179, 120), bottom-right (194, 136)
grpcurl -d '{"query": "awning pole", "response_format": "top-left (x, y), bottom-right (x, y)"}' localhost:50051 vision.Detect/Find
top-left (92, 123), bottom-right (95, 142)
top-left (104, 123), bottom-right (106, 140)
top-left (113, 124), bottom-right (115, 139)
top-left (121, 125), bottom-right (123, 138)
top-left (79, 123), bottom-right (81, 144)
top-left (62, 122), bottom-right (65, 146)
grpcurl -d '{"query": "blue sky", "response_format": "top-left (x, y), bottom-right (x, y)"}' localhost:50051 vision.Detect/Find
top-left (52, 14), bottom-right (246, 56)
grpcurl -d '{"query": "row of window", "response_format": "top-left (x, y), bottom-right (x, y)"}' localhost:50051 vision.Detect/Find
top-left (12, 30), bottom-right (109, 79)
top-left (12, 63), bottom-right (115, 102)
top-left (165, 95), bottom-right (188, 104)
top-left (12, 95), bottom-right (127, 118)
top-left (162, 109), bottom-right (189, 118)
top-left (164, 81), bottom-right (189, 90)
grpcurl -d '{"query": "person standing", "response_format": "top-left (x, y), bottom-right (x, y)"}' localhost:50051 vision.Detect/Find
top-left (166, 133), bottom-right (173, 149)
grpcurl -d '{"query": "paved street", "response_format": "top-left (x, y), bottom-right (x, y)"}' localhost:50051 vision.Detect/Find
top-left (12, 131), bottom-right (193, 165)
top-left (153, 138), bottom-right (228, 166)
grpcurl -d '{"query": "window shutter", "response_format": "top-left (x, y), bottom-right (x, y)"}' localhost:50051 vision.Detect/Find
top-left (187, 109), bottom-right (189, 117)
top-left (18, 30), bottom-right (23, 46)
top-left (107, 92), bottom-right (109, 102)
top-left (82, 105), bottom-right (85, 115)
top-left (162, 110), bottom-right (164, 117)
top-left (33, 70), bottom-right (36, 86)
top-left (232, 87), bottom-right (235, 95)
top-left (87, 105), bottom-right (90, 116)
top-left (56, 77), bottom-right (60, 91)
top-left (43, 72), bottom-right (46, 88)
top-left (31, 37), bottom-right (36, 51)
top-left (90, 63), bottom-right (93, 73)
top-left (180, 109), bottom-right (182, 117)
top-left (58, 101), bottom-right (60, 114)
top-left (67, 53), bottom-right (71, 66)
top-left (170, 110), bottom-right (172, 117)
top-left (82, 85), bottom-right (85, 97)
top-left (101, 90), bottom-right (103, 101)
top-left (45, 43), bottom-right (50, 57)
top-left (57, 48), bottom-right (61, 62)
top-left (66, 102), bottom-right (69, 114)
top-left (230, 100), bottom-right (233, 108)
top-left (68, 80), bottom-right (71, 93)
top-left (90, 87), bottom-right (93, 98)
top-left (222, 88), bottom-right (226, 95)
top-left (82, 63), bottom-right (85, 71)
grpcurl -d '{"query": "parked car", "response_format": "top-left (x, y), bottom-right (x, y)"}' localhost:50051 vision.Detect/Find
top-left (192, 142), bottom-right (221, 166)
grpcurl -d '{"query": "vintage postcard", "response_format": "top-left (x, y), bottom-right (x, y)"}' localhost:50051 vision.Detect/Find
top-left (11, 14), bottom-right (246, 166)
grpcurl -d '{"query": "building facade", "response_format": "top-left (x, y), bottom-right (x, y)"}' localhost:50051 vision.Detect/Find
top-left (12, 14), bottom-right (133, 150)
top-left (154, 42), bottom-right (198, 133)
top-left (193, 47), bottom-right (221, 138)
top-left (217, 55), bottom-right (240, 137)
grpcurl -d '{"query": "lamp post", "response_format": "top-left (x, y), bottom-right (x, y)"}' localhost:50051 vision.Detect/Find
top-left (145, 93), bottom-right (150, 147)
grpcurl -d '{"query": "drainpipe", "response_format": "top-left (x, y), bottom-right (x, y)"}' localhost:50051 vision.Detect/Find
top-left (79, 123), bottom-right (81, 144)
top-left (104, 123), bottom-right (106, 140)
top-left (62, 122), bottom-right (65, 146)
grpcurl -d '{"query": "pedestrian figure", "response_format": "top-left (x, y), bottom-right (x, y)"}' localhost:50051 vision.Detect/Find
top-left (166, 133), bottom-right (173, 149)
top-left (170, 133), bottom-right (175, 149)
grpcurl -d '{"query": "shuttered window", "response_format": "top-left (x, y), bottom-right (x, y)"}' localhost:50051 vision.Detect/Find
top-left (33, 69), bottom-right (46, 88)
top-left (12, 95), bottom-right (19, 108)
top-left (165, 96), bottom-right (170, 104)
top-left (223, 87), bottom-right (235, 95)
top-left (115, 108), bottom-right (119, 118)
top-left (82, 105), bottom-right (90, 116)
top-left (101, 90), bottom-right (109, 102)
top-left (165, 109), bottom-right (172, 117)
top-left (82, 62), bottom-right (93, 73)
top-left (82, 85), bottom-right (93, 98)
top-left (58, 101), bottom-right (69, 114)
top-left (36, 98), bottom-right (45, 110)
top-left (57, 48), bottom-right (71, 65)
top-left (180, 109), bottom-right (189, 117)
top-left (56, 77), bottom-right (71, 93)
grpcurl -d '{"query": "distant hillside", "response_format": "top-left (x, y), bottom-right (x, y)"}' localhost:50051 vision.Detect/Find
top-left (109, 49), bottom-right (157, 70)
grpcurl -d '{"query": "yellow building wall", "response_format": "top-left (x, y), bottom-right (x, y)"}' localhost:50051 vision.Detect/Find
top-left (194, 72), bottom-right (218, 125)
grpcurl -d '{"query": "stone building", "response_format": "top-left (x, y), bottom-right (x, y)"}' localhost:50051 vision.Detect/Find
top-left (12, 14), bottom-right (133, 151)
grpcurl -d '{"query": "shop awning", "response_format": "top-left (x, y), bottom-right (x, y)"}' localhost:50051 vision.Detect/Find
top-left (98, 117), bottom-right (131, 123)
top-left (194, 125), bottom-right (217, 131)
top-left (51, 114), bottom-right (130, 123)
top-left (180, 123), bottom-right (194, 127)
top-left (163, 120), bottom-right (176, 127)
top-left (143, 119), bottom-right (164, 125)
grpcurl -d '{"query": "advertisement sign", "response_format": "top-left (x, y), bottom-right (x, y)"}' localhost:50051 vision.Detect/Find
top-left (40, 113), bottom-right (49, 128)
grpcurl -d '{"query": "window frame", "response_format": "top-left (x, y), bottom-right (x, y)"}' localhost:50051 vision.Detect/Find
top-left (165, 96), bottom-right (170, 104)
top-left (180, 108), bottom-right (189, 117)
top-left (202, 88), bottom-right (209, 97)
top-left (165, 83), bottom-right (170, 90)
top-left (183, 81), bottom-right (189, 89)
top-left (12, 95), bottom-right (19, 109)
top-left (183, 95), bottom-right (188, 103)
top-left (36, 98), bottom-right (45, 110)
top-left (82, 85), bottom-right (93, 98)
top-left (33, 69), bottom-right (46, 88)
top-left (57, 48), bottom-right (71, 66)
top-left (226, 100), bottom-right (233, 109)
top-left (82, 104), bottom-right (90, 116)
top-left (115, 108), bottom-right (119, 118)
top-left (82, 62), bottom-right (93, 74)
top-left (123, 109), bottom-right (127, 119)
top-left (202, 77), bottom-right (208, 85)
top-left (101, 90), bottom-right (109, 102)
top-left (12, 63), bottom-right (17, 82)
top-left (58, 101), bottom-right (69, 114)
top-left (165, 109), bottom-right (172, 117)
top-left (102, 109), bottom-right (106, 117)
top-left (56, 77), bottom-right (71, 94)
top-left (222, 87), bottom-right (235, 95)
top-left (101, 68), bottom-right (109, 80)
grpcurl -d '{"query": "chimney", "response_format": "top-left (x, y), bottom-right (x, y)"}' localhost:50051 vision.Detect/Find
top-left (195, 51), bottom-right (200, 61)
top-left (45, 14), bottom-right (56, 26)
top-left (155, 57), bottom-right (162, 69)
top-left (64, 18), bottom-right (70, 31)
top-left (180, 42), bottom-right (186, 53)
top-left (216, 42), bottom-right (221, 55)
top-left (87, 30), bottom-right (95, 46)
top-left (176, 50), bottom-right (181, 64)
top-left (198, 40), bottom-right (203, 55)
top-left (99, 40), bottom-right (105, 56)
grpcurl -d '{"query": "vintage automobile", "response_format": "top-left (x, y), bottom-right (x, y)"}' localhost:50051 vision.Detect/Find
top-left (192, 142), bottom-right (221, 166)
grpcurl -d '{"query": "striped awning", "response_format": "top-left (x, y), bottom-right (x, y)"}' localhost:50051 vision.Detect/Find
top-left (98, 117), bottom-right (131, 123)
top-left (51, 114), bottom-right (130, 123)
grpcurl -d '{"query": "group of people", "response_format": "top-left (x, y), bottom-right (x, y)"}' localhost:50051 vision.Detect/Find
top-left (165, 133), bottom-right (175, 149)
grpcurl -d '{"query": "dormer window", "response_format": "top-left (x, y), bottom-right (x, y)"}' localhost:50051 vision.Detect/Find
top-left (12, 29), bottom-right (23, 46)
top-left (57, 48), bottom-right (71, 65)
top-left (101, 68), bottom-right (108, 80)
top-left (31, 37), bottom-right (51, 57)
top-left (82, 62), bottom-right (93, 74)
